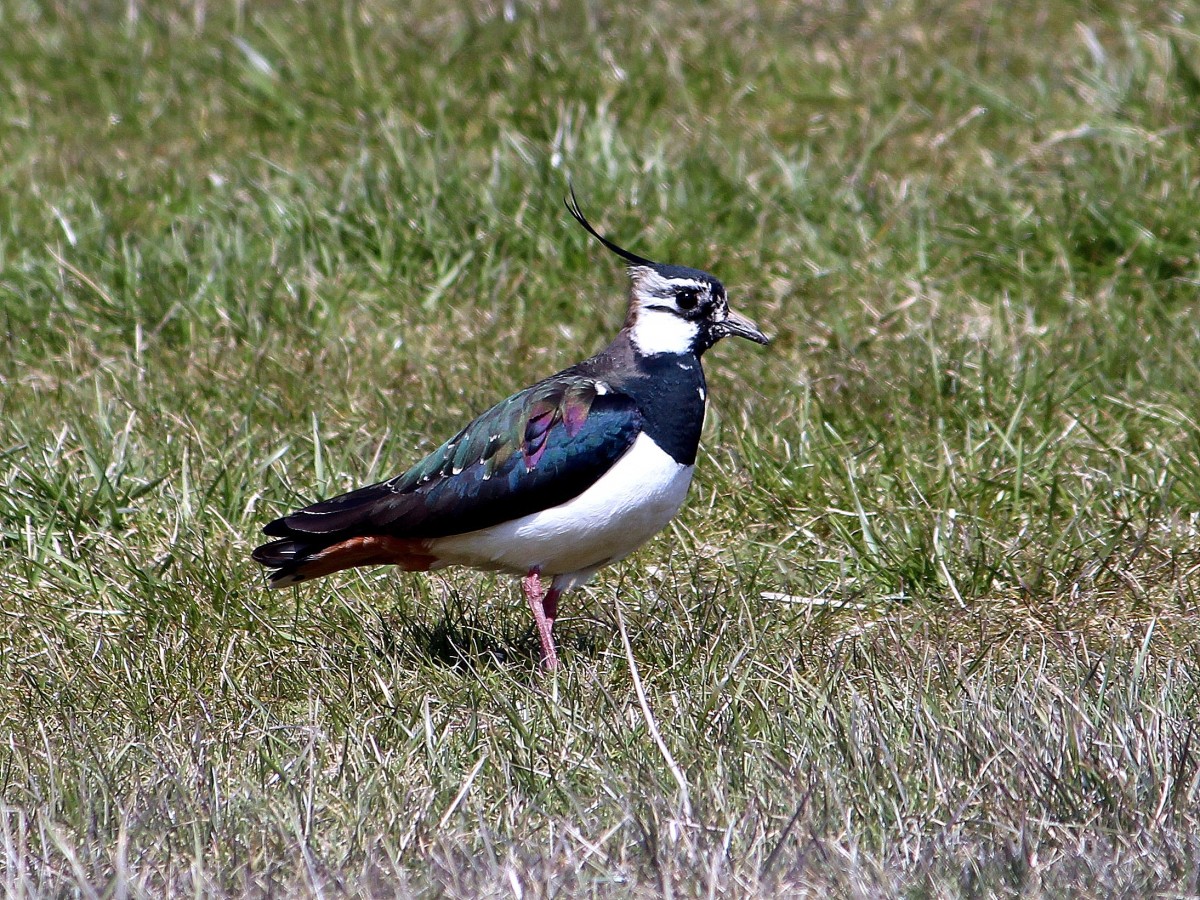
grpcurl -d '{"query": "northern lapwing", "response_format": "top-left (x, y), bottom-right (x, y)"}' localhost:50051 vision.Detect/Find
top-left (252, 193), bottom-right (768, 669)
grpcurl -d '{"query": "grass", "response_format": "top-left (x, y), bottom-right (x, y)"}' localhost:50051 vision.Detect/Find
top-left (3, 0), bottom-right (1200, 894)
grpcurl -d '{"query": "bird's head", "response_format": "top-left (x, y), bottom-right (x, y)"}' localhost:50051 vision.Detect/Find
top-left (566, 192), bottom-right (769, 357)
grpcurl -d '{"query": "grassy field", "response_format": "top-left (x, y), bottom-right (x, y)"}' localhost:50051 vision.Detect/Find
top-left (3, 0), bottom-right (1200, 895)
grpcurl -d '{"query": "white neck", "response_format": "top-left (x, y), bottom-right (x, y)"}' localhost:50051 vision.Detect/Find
top-left (629, 307), bottom-right (700, 356)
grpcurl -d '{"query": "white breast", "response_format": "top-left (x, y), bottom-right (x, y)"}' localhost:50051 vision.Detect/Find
top-left (430, 433), bottom-right (694, 579)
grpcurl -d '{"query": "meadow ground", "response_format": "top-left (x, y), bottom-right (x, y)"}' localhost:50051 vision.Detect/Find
top-left (3, 0), bottom-right (1200, 895)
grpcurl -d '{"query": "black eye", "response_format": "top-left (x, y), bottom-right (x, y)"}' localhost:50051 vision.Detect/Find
top-left (676, 288), bottom-right (699, 311)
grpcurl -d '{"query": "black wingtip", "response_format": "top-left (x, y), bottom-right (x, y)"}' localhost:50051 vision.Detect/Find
top-left (565, 185), bottom-right (659, 269)
top-left (262, 517), bottom-right (292, 538)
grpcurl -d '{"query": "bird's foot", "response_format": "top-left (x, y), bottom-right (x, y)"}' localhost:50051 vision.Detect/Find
top-left (522, 570), bottom-right (559, 671)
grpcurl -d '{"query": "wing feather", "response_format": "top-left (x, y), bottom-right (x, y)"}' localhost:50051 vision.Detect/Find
top-left (261, 376), bottom-right (642, 544)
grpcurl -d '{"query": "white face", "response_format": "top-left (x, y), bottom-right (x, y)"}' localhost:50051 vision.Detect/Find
top-left (626, 267), bottom-right (727, 356)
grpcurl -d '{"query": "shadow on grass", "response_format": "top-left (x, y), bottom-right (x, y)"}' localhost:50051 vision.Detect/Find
top-left (366, 587), bottom-right (606, 672)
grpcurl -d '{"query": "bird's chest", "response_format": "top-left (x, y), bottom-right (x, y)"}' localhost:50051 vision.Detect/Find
top-left (622, 355), bottom-right (708, 466)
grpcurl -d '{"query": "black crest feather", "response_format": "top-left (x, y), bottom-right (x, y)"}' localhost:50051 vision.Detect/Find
top-left (565, 186), bottom-right (660, 269)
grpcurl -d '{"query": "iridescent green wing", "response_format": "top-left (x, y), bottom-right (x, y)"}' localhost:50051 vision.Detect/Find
top-left (264, 376), bottom-right (643, 540)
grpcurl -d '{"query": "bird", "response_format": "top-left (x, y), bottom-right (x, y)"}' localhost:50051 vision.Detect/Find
top-left (252, 192), bottom-right (768, 670)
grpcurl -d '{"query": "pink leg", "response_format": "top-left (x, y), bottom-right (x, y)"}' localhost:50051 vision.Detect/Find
top-left (543, 586), bottom-right (560, 625)
top-left (522, 570), bottom-right (559, 671)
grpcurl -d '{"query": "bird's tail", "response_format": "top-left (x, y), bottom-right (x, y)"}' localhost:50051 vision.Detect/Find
top-left (251, 534), bottom-right (437, 588)
top-left (251, 538), bottom-right (321, 587)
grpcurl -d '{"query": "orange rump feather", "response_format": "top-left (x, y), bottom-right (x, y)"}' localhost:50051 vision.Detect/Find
top-left (292, 536), bottom-right (438, 581)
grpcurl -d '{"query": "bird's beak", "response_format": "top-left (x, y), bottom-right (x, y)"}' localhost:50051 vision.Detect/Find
top-left (721, 308), bottom-right (770, 345)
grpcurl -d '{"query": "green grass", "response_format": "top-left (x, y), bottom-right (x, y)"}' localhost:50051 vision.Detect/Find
top-left (3, 0), bottom-right (1200, 895)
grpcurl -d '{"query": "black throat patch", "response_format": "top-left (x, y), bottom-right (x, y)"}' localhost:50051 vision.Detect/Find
top-left (576, 334), bottom-right (707, 466)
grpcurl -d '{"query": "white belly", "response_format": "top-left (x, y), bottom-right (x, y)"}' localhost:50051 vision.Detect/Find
top-left (430, 433), bottom-right (694, 579)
